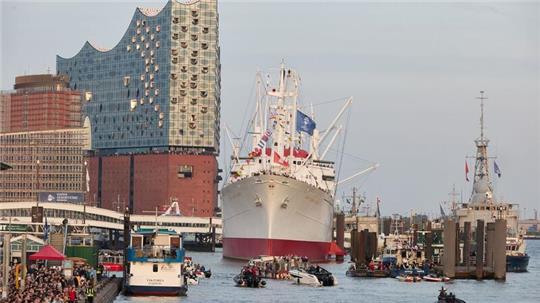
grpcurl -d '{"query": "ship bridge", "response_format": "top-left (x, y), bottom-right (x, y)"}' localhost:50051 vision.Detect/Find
top-left (0, 201), bottom-right (222, 237)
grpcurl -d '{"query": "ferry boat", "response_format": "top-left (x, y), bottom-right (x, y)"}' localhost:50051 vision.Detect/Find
top-left (454, 91), bottom-right (528, 272)
top-left (222, 62), bottom-right (370, 261)
top-left (125, 228), bottom-right (187, 296)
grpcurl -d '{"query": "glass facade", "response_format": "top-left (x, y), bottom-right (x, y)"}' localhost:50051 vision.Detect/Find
top-left (56, 0), bottom-right (220, 155)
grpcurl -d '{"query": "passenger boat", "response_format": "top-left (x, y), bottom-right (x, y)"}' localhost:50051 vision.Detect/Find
top-left (506, 236), bottom-right (529, 272)
top-left (222, 63), bottom-right (366, 261)
top-left (124, 228), bottom-right (187, 296)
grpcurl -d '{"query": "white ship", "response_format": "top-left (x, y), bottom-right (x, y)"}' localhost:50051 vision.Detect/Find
top-left (455, 91), bottom-right (528, 272)
top-left (125, 228), bottom-right (187, 296)
top-left (222, 63), bottom-right (370, 261)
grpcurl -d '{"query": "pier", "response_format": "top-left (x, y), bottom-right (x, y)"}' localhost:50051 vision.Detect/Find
top-left (441, 219), bottom-right (507, 280)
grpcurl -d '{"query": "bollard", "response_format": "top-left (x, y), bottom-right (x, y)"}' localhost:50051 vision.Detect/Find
top-left (463, 222), bottom-right (471, 269)
top-left (475, 220), bottom-right (485, 279)
top-left (493, 219), bottom-right (507, 280)
top-left (336, 213), bottom-right (345, 262)
top-left (443, 220), bottom-right (456, 278)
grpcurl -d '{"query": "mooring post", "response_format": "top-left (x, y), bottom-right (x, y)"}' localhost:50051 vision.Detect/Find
top-left (463, 221), bottom-right (471, 270)
top-left (485, 222), bottom-right (495, 269)
top-left (493, 219), bottom-right (507, 280)
top-left (443, 220), bottom-right (456, 278)
top-left (336, 213), bottom-right (345, 262)
top-left (350, 229), bottom-right (357, 263)
top-left (475, 220), bottom-right (485, 279)
top-left (455, 222), bottom-right (460, 266)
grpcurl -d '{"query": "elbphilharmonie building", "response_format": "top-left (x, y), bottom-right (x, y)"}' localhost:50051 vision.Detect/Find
top-left (56, 0), bottom-right (221, 215)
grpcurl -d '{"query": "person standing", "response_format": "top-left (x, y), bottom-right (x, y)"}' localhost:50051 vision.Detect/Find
top-left (85, 282), bottom-right (95, 303)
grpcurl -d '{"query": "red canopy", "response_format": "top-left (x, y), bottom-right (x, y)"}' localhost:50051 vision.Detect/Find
top-left (327, 241), bottom-right (345, 256)
top-left (29, 244), bottom-right (66, 261)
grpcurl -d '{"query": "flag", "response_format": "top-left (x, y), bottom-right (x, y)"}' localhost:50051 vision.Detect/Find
top-left (440, 204), bottom-right (446, 218)
top-left (296, 110), bottom-right (316, 135)
top-left (494, 161), bottom-right (501, 178)
top-left (250, 129), bottom-right (272, 156)
top-left (273, 151), bottom-right (289, 167)
top-left (465, 161), bottom-right (470, 182)
top-left (43, 216), bottom-right (50, 242)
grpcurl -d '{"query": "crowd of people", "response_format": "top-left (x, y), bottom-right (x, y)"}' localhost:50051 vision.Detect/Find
top-left (0, 263), bottom-right (96, 303)
top-left (245, 255), bottom-right (311, 280)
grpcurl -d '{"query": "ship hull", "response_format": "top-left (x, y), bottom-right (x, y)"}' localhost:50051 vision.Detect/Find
top-left (506, 255), bottom-right (529, 272)
top-left (222, 174), bottom-right (334, 261)
top-left (125, 285), bottom-right (187, 296)
top-left (223, 237), bottom-right (332, 261)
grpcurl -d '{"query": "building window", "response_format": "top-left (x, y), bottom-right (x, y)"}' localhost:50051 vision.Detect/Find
top-left (178, 165), bottom-right (193, 178)
top-left (153, 264), bottom-right (158, 272)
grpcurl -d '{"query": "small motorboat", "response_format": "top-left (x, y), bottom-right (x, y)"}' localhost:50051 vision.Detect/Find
top-left (289, 269), bottom-right (322, 287)
top-left (234, 268), bottom-right (266, 288)
top-left (204, 269), bottom-right (212, 278)
top-left (396, 275), bottom-right (422, 282)
top-left (437, 286), bottom-right (466, 303)
top-left (423, 274), bottom-right (451, 282)
top-left (306, 266), bottom-right (337, 286)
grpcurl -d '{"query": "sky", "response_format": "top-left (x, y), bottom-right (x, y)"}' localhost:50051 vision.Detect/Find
top-left (1, 1), bottom-right (539, 218)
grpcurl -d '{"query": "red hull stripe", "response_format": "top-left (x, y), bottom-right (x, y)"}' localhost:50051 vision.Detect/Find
top-left (223, 238), bottom-right (332, 262)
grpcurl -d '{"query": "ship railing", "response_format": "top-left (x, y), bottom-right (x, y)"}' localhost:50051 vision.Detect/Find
top-left (127, 246), bottom-right (185, 262)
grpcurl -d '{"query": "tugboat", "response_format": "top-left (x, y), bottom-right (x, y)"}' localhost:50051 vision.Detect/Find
top-left (124, 228), bottom-right (187, 296)
top-left (506, 235), bottom-right (530, 272)
top-left (455, 91), bottom-right (529, 272)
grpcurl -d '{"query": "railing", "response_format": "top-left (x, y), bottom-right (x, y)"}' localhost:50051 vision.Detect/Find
top-left (127, 246), bottom-right (185, 262)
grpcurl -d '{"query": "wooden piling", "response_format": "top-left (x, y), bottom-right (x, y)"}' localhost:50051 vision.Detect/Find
top-left (493, 219), bottom-right (506, 280)
top-left (463, 221), bottom-right (471, 269)
top-left (475, 220), bottom-right (485, 279)
top-left (443, 219), bottom-right (456, 278)
top-left (350, 229), bottom-right (357, 262)
top-left (485, 222), bottom-right (495, 268)
top-left (455, 222), bottom-right (460, 266)
top-left (336, 213), bottom-right (345, 262)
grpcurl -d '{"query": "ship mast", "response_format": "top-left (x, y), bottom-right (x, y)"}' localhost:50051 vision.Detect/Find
top-left (469, 91), bottom-right (494, 205)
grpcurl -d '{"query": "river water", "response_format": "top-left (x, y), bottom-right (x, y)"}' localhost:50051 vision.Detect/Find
top-left (114, 240), bottom-right (539, 302)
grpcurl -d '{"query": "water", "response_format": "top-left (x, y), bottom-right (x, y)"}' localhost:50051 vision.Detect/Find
top-left (115, 240), bottom-right (540, 302)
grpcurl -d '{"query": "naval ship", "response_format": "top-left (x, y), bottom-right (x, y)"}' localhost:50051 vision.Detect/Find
top-left (455, 91), bottom-right (529, 272)
top-left (221, 63), bottom-right (358, 261)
